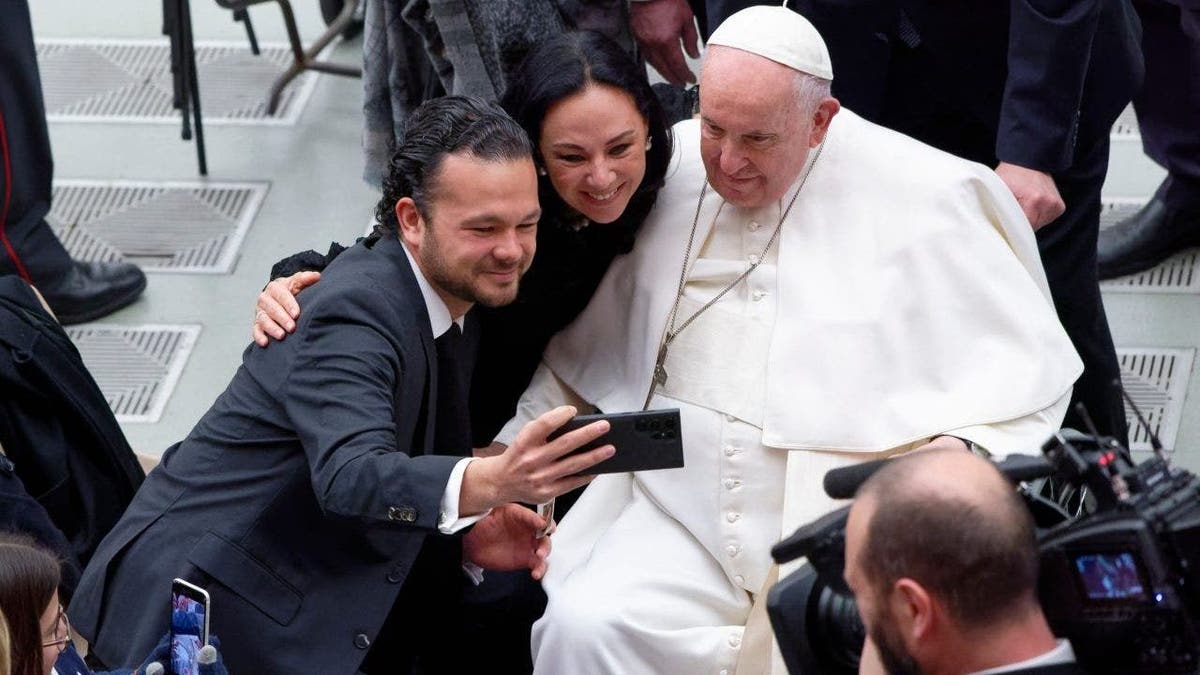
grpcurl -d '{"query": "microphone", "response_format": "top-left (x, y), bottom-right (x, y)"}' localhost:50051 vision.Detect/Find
top-left (823, 457), bottom-right (891, 499)
top-left (198, 644), bottom-right (218, 665)
top-left (823, 451), bottom-right (1056, 500)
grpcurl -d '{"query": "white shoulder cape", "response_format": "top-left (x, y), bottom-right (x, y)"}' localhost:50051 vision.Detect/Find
top-left (542, 111), bottom-right (1082, 452)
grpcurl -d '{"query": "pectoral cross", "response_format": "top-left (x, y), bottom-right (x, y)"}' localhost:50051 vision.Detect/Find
top-left (653, 341), bottom-right (670, 388)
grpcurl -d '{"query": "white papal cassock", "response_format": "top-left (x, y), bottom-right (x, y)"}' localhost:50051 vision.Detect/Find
top-left (497, 112), bottom-right (1083, 674)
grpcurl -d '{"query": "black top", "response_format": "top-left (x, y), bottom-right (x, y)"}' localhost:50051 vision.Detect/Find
top-left (272, 216), bottom-right (636, 445)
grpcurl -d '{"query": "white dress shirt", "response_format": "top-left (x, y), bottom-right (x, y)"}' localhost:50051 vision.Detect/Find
top-left (400, 243), bottom-right (487, 536)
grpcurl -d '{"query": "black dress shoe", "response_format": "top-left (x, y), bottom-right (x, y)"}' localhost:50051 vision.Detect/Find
top-left (40, 260), bottom-right (148, 325)
top-left (1098, 196), bottom-right (1200, 280)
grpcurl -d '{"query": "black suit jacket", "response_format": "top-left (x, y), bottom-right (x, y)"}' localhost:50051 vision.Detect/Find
top-left (789, 0), bottom-right (1143, 173)
top-left (70, 235), bottom-right (474, 674)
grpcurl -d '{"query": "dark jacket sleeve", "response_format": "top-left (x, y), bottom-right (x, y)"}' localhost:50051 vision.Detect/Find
top-left (268, 241), bottom-right (351, 281)
top-left (281, 286), bottom-right (459, 531)
top-left (996, 0), bottom-right (1102, 172)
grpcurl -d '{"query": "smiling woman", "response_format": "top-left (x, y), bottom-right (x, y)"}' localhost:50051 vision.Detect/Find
top-left (538, 83), bottom-right (649, 225)
top-left (256, 30), bottom-right (673, 446)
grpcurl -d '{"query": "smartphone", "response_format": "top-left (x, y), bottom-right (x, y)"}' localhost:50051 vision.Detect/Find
top-left (169, 579), bottom-right (211, 675)
top-left (548, 408), bottom-right (685, 475)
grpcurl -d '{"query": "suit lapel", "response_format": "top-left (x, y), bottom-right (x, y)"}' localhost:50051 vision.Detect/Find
top-left (373, 235), bottom-right (440, 457)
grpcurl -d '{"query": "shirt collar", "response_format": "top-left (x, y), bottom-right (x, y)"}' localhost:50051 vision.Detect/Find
top-left (401, 241), bottom-right (466, 337)
top-left (970, 639), bottom-right (1076, 674)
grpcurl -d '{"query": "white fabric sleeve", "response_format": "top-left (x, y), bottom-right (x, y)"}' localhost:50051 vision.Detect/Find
top-left (941, 387), bottom-right (1072, 459)
top-left (494, 363), bottom-right (593, 447)
top-left (438, 457), bottom-right (489, 534)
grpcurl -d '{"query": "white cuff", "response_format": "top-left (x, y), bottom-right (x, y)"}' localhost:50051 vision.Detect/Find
top-left (439, 457), bottom-right (489, 534)
top-left (462, 562), bottom-right (486, 585)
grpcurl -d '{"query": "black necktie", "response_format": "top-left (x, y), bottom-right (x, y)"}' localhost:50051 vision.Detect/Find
top-left (433, 324), bottom-right (471, 456)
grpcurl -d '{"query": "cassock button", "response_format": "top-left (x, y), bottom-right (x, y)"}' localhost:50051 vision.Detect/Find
top-left (752, 289), bottom-right (766, 301)
top-left (723, 479), bottom-right (737, 490)
top-left (726, 511), bottom-right (740, 523)
top-left (729, 634), bottom-right (742, 648)
top-left (734, 575), bottom-right (745, 586)
top-left (387, 566), bottom-right (405, 583)
top-left (354, 633), bottom-right (371, 649)
top-left (726, 544), bottom-right (739, 557)
top-left (748, 253), bottom-right (760, 265)
top-left (723, 445), bottom-right (737, 457)
top-left (748, 221), bottom-right (760, 232)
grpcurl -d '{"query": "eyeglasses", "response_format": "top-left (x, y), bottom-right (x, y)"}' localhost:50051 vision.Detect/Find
top-left (41, 604), bottom-right (71, 652)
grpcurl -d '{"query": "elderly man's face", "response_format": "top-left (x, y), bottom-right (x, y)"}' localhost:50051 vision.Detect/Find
top-left (699, 47), bottom-right (821, 209)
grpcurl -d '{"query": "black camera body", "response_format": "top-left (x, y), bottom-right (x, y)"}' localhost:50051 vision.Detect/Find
top-left (1037, 432), bottom-right (1200, 674)
top-left (768, 430), bottom-right (1200, 674)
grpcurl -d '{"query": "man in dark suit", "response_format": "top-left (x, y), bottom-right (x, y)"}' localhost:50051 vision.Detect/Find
top-left (69, 96), bottom-right (614, 674)
top-left (844, 448), bottom-right (1084, 675)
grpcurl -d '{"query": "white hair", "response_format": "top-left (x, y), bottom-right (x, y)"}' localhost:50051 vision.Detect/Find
top-left (793, 71), bottom-right (832, 116)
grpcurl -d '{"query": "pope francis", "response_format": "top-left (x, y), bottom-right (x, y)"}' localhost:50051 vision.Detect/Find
top-left (495, 6), bottom-right (1084, 674)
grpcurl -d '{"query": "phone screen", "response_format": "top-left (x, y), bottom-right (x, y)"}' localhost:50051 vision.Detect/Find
top-left (170, 583), bottom-right (209, 675)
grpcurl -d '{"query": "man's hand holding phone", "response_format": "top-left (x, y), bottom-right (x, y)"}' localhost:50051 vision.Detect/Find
top-left (459, 406), bottom-right (614, 515)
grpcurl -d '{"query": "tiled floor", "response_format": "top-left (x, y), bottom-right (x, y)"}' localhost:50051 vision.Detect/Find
top-left (31, 2), bottom-right (1200, 473)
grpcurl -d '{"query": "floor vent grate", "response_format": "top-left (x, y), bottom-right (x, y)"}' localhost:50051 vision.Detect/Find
top-left (66, 324), bottom-right (201, 423)
top-left (48, 180), bottom-right (267, 273)
top-left (37, 39), bottom-right (318, 124)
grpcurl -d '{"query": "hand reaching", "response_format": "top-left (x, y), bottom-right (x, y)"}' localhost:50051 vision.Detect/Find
top-left (630, 0), bottom-right (701, 85)
top-left (252, 271), bottom-right (322, 346)
top-left (463, 503), bottom-right (553, 580)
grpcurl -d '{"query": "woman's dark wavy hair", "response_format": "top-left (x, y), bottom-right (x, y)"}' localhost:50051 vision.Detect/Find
top-left (374, 95), bottom-right (532, 235)
top-left (500, 31), bottom-right (672, 251)
top-left (0, 533), bottom-right (61, 675)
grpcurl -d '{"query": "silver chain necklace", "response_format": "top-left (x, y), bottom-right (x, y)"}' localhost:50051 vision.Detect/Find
top-left (642, 143), bottom-right (825, 410)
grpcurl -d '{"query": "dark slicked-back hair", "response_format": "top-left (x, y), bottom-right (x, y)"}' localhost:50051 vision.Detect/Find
top-left (0, 533), bottom-right (61, 675)
top-left (500, 31), bottom-right (671, 250)
top-left (374, 95), bottom-right (532, 235)
top-left (857, 452), bottom-right (1039, 630)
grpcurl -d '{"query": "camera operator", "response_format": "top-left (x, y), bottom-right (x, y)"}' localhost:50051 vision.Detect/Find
top-left (843, 448), bottom-right (1081, 675)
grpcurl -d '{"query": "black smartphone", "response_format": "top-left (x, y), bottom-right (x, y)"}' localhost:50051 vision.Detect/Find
top-left (549, 408), bottom-right (685, 475)
top-left (169, 579), bottom-right (211, 675)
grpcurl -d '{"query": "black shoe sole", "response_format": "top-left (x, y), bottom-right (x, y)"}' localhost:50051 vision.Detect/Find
top-left (1099, 245), bottom-right (1200, 281)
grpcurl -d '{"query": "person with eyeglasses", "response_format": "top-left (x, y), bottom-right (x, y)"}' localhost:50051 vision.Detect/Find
top-left (0, 534), bottom-right (228, 675)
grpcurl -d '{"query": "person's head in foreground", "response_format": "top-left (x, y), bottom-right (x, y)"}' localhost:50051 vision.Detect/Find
top-left (0, 534), bottom-right (68, 675)
top-left (844, 449), bottom-right (1064, 675)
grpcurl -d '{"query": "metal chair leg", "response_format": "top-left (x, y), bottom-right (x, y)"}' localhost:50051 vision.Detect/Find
top-left (178, 0), bottom-right (207, 175)
top-left (233, 8), bottom-right (260, 55)
top-left (264, 0), bottom-right (362, 115)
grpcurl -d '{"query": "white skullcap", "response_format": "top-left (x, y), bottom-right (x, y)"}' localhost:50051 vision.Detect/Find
top-left (706, 4), bottom-right (834, 81)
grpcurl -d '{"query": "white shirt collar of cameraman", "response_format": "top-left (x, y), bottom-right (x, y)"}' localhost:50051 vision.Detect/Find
top-left (970, 639), bottom-right (1076, 674)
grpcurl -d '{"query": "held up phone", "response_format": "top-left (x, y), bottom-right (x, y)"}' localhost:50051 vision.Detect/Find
top-left (548, 408), bottom-right (685, 475)
top-left (169, 579), bottom-right (211, 675)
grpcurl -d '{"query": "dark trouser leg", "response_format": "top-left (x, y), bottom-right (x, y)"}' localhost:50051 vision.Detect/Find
top-left (1040, 136), bottom-right (1130, 445)
top-left (1133, 0), bottom-right (1200, 209)
top-left (0, 0), bottom-right (74, 284)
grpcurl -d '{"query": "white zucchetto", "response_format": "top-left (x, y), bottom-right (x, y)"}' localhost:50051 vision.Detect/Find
top-left (706, 5), bottom-right (834, 81)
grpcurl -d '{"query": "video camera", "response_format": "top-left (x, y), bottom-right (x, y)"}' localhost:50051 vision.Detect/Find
top-left (768, 411), bottom-right (1200, 674)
